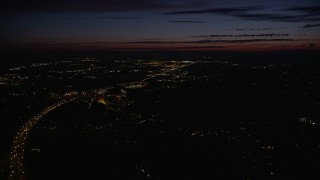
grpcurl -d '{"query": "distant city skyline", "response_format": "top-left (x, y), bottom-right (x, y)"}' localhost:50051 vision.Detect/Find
top-left (1, 0), bottom-right (320, 52)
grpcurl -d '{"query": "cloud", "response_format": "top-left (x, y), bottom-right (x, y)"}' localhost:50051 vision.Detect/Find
top-left (308, 43), bottom-right (316, 47)
top-left (236, 5), bottom-right (320, 22)
top-left (234, 13), bottom-right (320, 22)
top-left (301, 43), bottom-right (317, 48)
top-left (165, 5), bottom-right (320, 23)
top-left (129, 41), bottom-right (178, 44)
top-left (235, 28), bottom-right (274, 31)
top-left (128, 38), bottom-right (296, 44)
top-left (165, 6), bottom-right (258, 15)
top-left (98, 16), bottom-right (142, 20)
top-left (65, 16), bottom-right (142, 21)
top-left (302, 24), bottom-right (320, 28)
top-left (168, 20), bottom-right (207, 23)
top-left (284, 6), bottom-right (320, 15)
top-left (192, 33), bottom-right (290, 38)
top-left (175, 45), bottom-right (226, 49)
top-left (193, 39), bottom-right (296, 44)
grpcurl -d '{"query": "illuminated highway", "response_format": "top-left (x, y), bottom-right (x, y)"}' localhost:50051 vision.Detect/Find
top-left (9, 97), bottom-right (79, 180)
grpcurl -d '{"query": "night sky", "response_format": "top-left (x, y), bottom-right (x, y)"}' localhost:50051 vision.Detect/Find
top-left (1, 0), bottom-right (320, 51)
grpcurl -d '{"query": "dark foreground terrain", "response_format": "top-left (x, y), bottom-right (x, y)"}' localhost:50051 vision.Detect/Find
top-left (1, 58), bottom-right (320, 179)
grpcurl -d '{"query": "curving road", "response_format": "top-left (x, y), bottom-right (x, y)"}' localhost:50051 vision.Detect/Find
top-left (9, 97), bottom-right (79, 180)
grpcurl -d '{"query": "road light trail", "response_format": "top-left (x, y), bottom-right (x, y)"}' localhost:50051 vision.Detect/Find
top-left (9, 96), bottom-right (79, 180)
